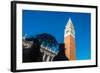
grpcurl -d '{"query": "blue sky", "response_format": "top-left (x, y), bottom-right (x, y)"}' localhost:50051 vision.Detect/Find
top-left (22, 10), bottom-right (91, 60)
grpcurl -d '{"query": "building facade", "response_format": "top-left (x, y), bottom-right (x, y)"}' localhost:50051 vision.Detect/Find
top-left (40, 44), bottom-right (57, 61)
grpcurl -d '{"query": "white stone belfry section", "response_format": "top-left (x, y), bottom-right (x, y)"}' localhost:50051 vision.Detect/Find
top-left (64, 18), bottom-right (75, 38)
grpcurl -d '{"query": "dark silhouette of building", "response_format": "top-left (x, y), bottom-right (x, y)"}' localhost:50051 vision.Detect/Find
top-left (23, 38), bottom-right (42, 62)
top-left (53, 44), bottom-right (68, 61)
top-left (22, 33), bottom-right (68, 63)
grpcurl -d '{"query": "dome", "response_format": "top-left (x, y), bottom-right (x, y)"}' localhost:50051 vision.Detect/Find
top-left (36, 33), bottom-right (59, 54)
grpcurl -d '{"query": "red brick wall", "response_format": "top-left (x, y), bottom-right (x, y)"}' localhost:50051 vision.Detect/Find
top-left (64, 35), bottom-right (76, 60)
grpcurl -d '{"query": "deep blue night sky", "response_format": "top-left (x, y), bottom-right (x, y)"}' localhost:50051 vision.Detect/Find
top-left (22, 10), bottom-right (91, 60)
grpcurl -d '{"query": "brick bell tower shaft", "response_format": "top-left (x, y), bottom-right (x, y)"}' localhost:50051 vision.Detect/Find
top-left (64, 18), bottom-right (76, 60)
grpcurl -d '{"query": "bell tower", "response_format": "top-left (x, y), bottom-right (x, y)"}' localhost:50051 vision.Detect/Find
top-left (64, 18), bottom-right (76, 60)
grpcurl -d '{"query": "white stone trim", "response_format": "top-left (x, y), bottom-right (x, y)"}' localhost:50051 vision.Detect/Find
top-left (64, 32), bottom-right (75, 38)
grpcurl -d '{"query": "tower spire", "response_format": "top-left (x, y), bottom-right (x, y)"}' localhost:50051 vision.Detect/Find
top-left (64, 18), bottom-right (75, 38)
